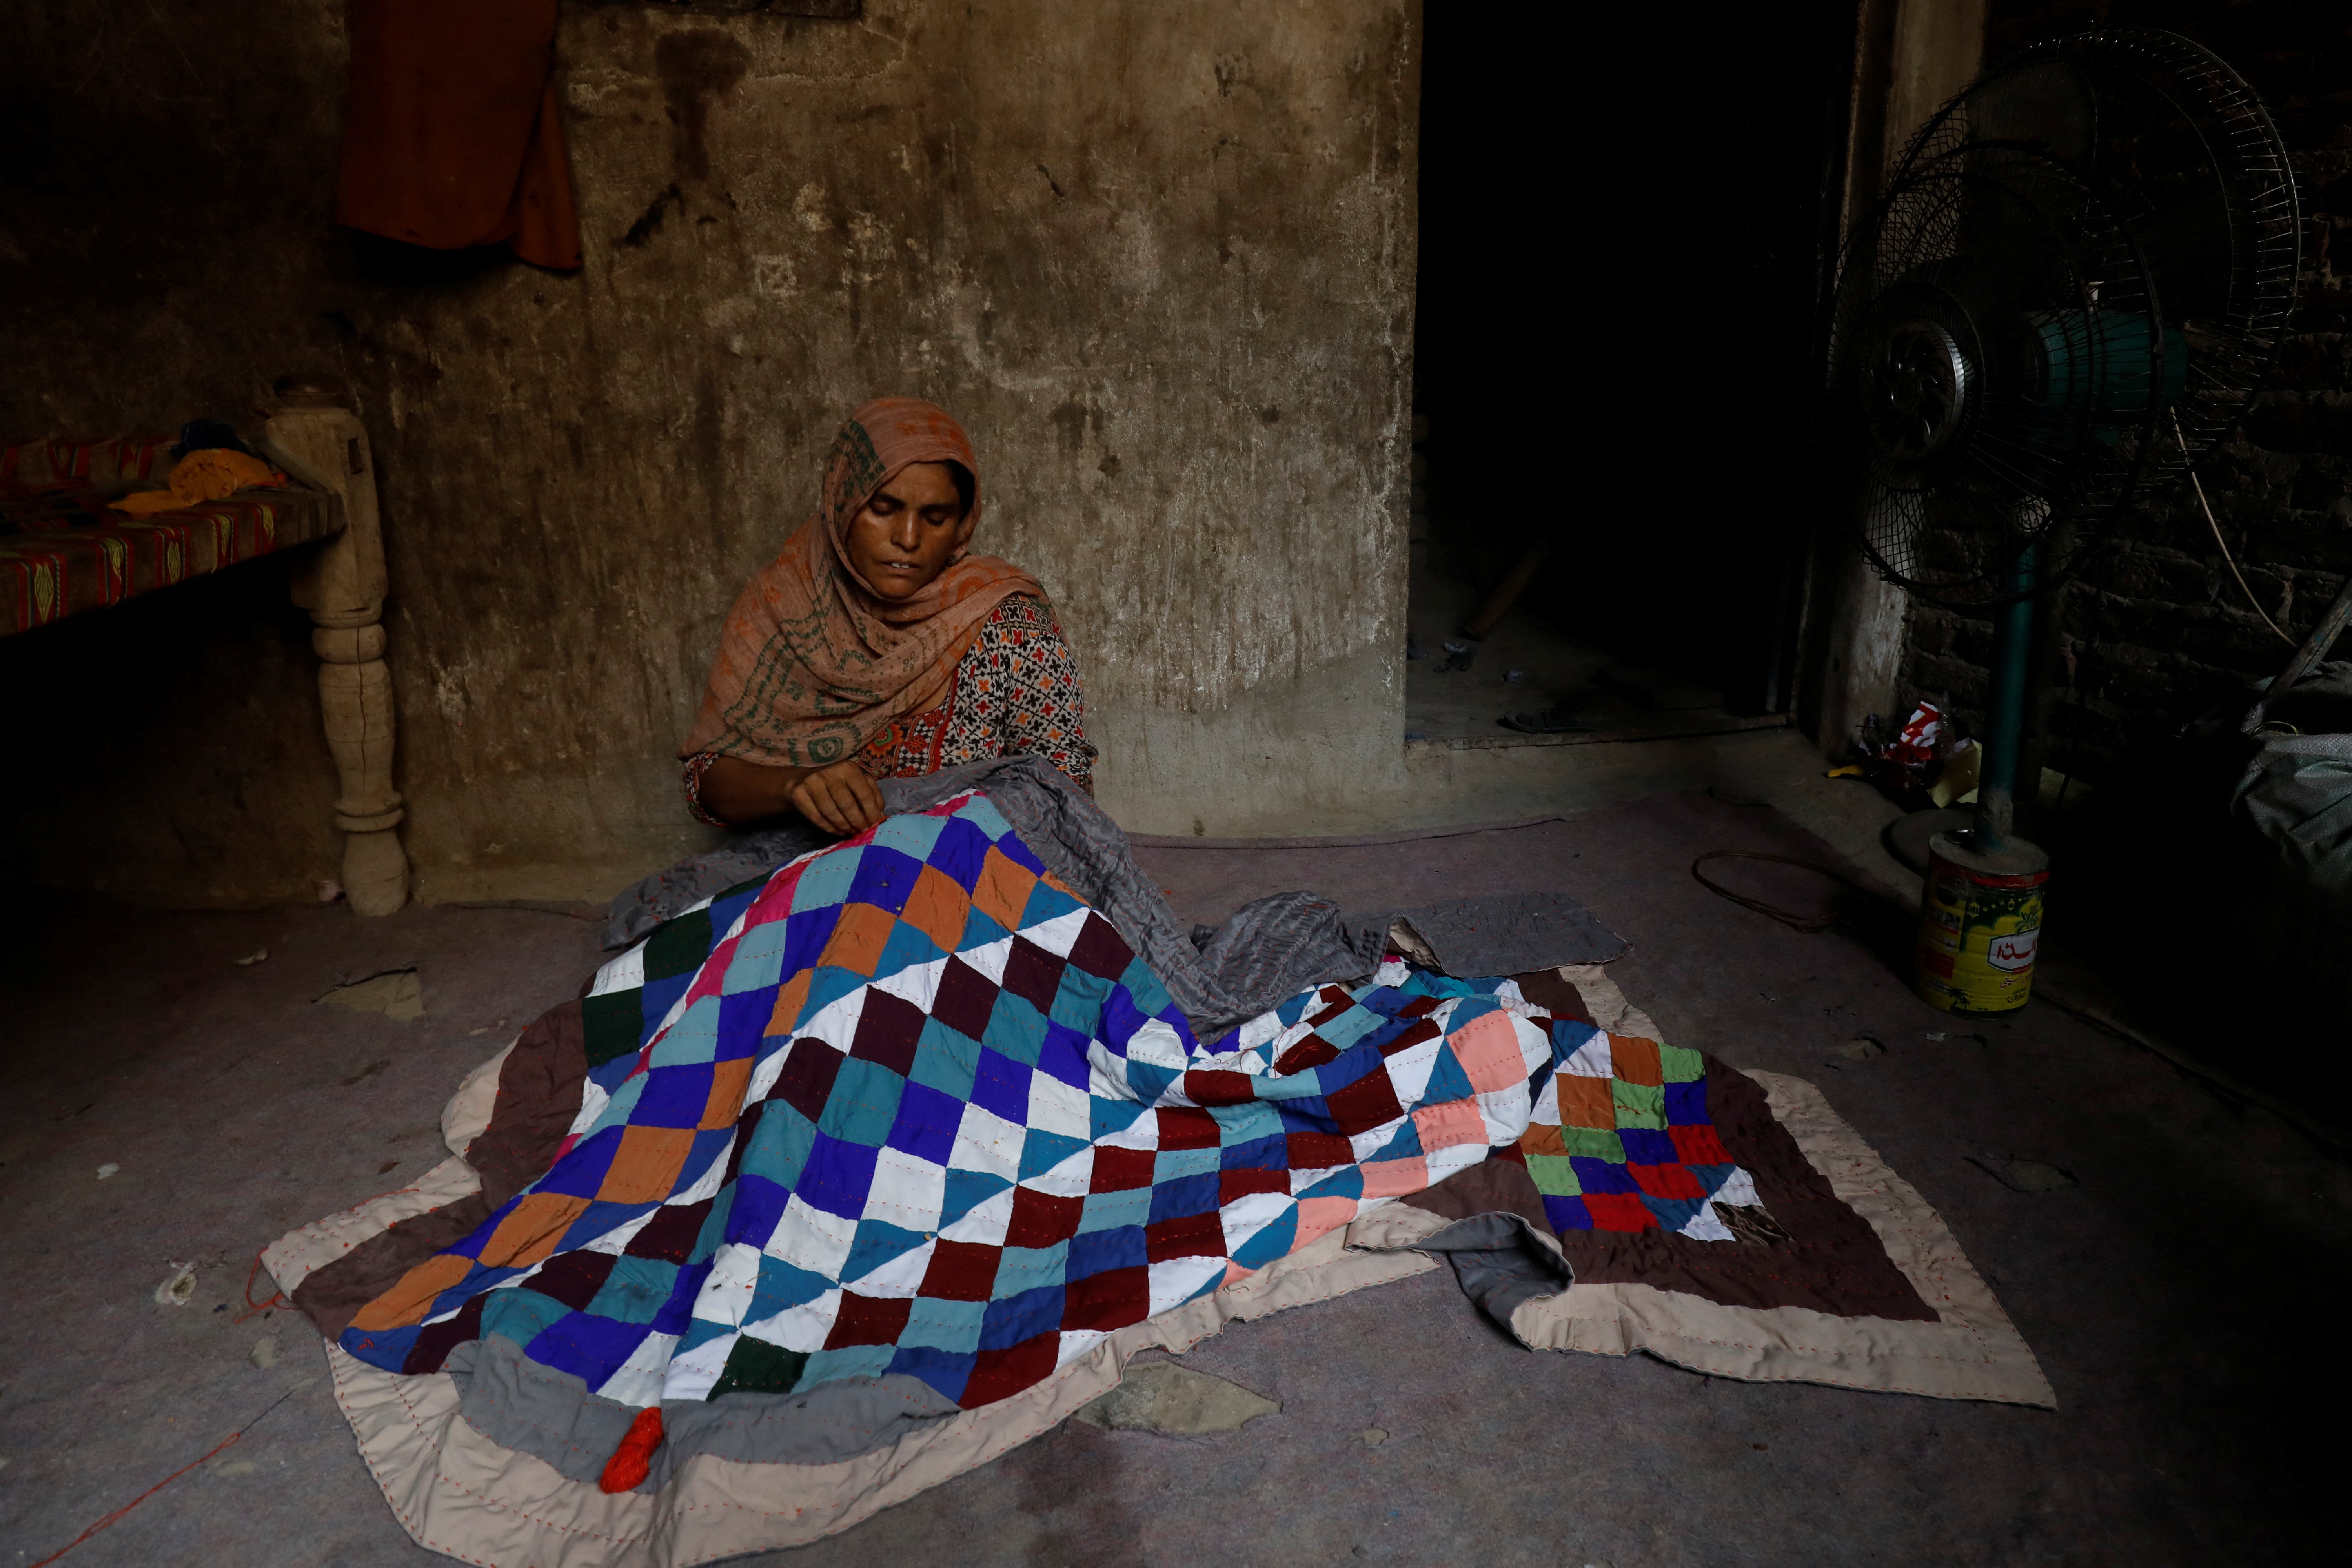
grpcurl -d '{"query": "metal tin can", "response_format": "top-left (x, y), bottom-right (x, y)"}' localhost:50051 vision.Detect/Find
top-left (1913, 833), bottom-right (2049, 1014)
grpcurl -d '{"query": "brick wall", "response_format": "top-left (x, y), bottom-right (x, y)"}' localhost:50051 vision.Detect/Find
top-left (1899, 0), bottom-right (2348, 782)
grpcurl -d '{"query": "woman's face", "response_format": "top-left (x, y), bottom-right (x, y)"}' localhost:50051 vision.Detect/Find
top-left (845, 461), bottom-right (972, 601)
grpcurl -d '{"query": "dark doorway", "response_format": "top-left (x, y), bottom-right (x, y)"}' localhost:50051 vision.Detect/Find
top-left (1410, 5), bottom-right (1859, 732)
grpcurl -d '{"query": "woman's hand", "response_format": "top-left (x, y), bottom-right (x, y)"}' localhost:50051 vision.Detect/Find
top-left (785, 760), bottom-right (887, 838)
top-left (700, 756), bottom-right (887, 837)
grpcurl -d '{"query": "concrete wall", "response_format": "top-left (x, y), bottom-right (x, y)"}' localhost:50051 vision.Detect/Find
top-left (1903, 0), bottom-right (2349, 783)
top-left (0, 0), bottom-right (1419, 906)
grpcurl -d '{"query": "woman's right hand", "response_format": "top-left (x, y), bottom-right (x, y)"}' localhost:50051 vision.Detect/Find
top-left (785, 760), bottom-right (888, 838)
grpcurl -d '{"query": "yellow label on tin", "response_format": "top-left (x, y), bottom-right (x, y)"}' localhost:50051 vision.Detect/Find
top-left (1914, 857), bottom-right (2046, 1015)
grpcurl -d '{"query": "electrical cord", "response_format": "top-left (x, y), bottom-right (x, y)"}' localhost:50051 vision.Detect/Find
top-left (2175, 412), bottom-right (2294, 647)
top-left (1689, 851), bottom-right (1897, 933)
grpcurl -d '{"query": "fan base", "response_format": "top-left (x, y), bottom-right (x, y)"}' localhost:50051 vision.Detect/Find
top-left (1914, 830), bottom-right (2049, 1016)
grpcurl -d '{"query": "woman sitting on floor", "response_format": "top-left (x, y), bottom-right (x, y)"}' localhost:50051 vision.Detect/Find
top-left (679, 397), bottom-right (1094, 836)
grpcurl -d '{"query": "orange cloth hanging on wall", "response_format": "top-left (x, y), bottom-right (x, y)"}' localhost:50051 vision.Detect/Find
top-left (335, 0), bottom-right (583, 270)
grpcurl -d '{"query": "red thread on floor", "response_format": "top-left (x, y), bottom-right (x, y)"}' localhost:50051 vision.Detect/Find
top-left (233, 1253), bottom-right (288, 1323)
top-left (29, 1430), bottom-right (244, 1566)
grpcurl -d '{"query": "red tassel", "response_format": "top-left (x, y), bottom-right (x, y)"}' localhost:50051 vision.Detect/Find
top-left (599, 1406), bottom-right (664, 1494)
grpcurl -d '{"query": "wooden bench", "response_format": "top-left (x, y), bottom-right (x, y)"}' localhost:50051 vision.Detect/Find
top-left (0, 377), bottom-right (410, 913)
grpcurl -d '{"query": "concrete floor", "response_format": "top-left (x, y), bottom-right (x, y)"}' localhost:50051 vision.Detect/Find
top-left (0, 737), bottom-right (2341, 1566)
top-left (1403, 563), bottom-right (1760, 750)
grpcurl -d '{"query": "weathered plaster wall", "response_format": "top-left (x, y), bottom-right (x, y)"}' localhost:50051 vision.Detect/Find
top-left (0, 0), bottom-right (1418, 905)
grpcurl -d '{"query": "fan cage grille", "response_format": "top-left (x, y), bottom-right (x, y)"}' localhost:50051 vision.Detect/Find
top-left (1828, 26), bottom-right (2301, 609)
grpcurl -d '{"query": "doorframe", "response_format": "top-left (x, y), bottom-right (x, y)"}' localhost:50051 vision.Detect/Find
top-left (1794, 0), bottom-right (1990, 745)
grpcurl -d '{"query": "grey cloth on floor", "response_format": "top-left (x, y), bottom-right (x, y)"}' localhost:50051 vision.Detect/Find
top-left (1384, 890), bottom-right (1629, 974)
top-left (1357, 1212), bottom-right (1574, 1333)
top-left (445, 1333), bottom-right (961, 1489)
top-left (1191, 890), bottom-right (1391, 1020)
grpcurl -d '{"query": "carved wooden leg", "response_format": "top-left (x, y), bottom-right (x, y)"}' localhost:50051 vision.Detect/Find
top-left (266, 378), bottom-right (410, 916)
top-left (312, 615), bottom-right (407, 914)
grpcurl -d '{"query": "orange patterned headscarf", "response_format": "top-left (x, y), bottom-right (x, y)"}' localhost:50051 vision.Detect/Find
top-left (681, 399), bottom-right (1041, 769)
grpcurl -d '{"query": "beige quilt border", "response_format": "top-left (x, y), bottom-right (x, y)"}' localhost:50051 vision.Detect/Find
top-left (314, 1221), bottom-right (1436, 1567)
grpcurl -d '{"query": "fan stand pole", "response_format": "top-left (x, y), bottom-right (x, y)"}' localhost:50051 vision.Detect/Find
top-left (1911, 541), bottom-right (2052, 1016)
top-left (1972, 543), bottom-right (2039, 855)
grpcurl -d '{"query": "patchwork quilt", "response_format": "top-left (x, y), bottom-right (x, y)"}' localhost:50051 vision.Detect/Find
top-left (1515, 1030), bottom-right (1760, 1238)
top-left (337, 789), bottom-right (1765, 1437)
top-left (267, 785), bottom-right (2059, 1566)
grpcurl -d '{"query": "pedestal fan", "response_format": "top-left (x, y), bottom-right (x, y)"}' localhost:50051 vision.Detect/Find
top-left (1824, 26), bottom-right (2300, 1011)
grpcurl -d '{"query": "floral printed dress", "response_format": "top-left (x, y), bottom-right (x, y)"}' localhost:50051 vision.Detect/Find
top-left (684, 594), bottom-right (1094, 825)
